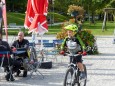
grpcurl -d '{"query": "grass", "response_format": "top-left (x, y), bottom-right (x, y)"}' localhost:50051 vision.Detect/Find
top-left (82, 21), bottom-right (115, 36)
top-left (6, 21), bottom-right (115, 36)
top-left (34, 21), bottom-right (115, 35)
top-left (7, 12), bottom-right (69, 25)
top-left (7, 12), bottom-right (25, 25)
top-left (5, 12), bottom-right (67, 35)
top-left (5, 12), bottom-right (115, 36)
top-left (47, 25), bottom-right (62, 34)
top-left (47, 21), bottom-right (115, 36)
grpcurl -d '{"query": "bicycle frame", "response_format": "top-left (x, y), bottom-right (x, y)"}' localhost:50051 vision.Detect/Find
top-left (68, 55), bottom-right (81, 83)
top-left (63, 53), bottom-right (87, 86)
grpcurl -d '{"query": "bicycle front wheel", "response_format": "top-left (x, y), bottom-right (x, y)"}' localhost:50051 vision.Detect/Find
top-left (79, 64), bottom-right (87, 86)
top-left (63, 67), bottom-right (74, 86)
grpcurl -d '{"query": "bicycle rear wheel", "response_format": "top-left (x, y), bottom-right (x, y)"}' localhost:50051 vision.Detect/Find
top-left (30, 47), bottom-right (37, 61)
top-left (79, 64), bottom-right (87, 86)
top-left (63, 67), bottom-right (74, 86)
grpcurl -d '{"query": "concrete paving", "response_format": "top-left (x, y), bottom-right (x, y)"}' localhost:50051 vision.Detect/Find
top-left (0, 35), bottom-right (115, 86)
top-left (84, 36), bottom-right (115, 86)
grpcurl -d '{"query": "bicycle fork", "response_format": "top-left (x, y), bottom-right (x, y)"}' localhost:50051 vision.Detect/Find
top-left (71, 67), bottom-right (79, 85)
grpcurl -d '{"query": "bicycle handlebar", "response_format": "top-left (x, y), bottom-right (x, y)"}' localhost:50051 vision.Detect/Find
top-left (65, 53), bottom-right (81, 57)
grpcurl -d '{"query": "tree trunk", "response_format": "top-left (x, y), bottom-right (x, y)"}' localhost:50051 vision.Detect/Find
top-left (91, 12), bottom-right (95, 24)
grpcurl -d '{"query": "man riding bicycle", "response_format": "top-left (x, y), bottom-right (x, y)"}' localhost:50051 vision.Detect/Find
top-left (60, 24), bottom-right (87, 80)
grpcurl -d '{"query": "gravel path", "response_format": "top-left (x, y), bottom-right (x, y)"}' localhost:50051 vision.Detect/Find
top-left (0, 36), bottom-right (115, 86)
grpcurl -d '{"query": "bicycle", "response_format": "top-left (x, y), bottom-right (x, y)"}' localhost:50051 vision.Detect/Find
top-left (63, 53), bottom-right (87, 86)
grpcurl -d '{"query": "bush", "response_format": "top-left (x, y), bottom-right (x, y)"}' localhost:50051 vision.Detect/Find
top-left (77, 29), bottom-right (99, 54)
top-left (56, 20), bottom-right (99, 54)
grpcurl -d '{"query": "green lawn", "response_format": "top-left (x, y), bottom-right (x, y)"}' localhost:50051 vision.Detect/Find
top-left (6, 21), bottom-right (115, 36)
top-left (47, 21), bottom-right (115, 35)
top-left (5, 12), bottom-right (115, 36)
top-left (82, 21), bottom-right (115, 35)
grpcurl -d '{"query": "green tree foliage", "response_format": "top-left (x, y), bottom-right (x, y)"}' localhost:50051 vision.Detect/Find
top-left (81, 0), bottom-right (111, 22)
top-left (54, 0), bottom-right (78, 15)
top-left (6, 0), bottom-right (27, 12)
top-left (5, 0), bottom-right (115, 21)
top-left (106, 0), bottom-right (115, 8)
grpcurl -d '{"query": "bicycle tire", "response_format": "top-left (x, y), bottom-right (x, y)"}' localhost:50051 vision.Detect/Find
top-left (79, 64), bottom-right (87, 86)
top-left (63, 67), bottom-right (74, 86)
top-left (30, 47), bottom-right (37, 61)
top-left (83, 64), bottom-right (87, 86)
top-left (75, 69), bottom-right (80, 86)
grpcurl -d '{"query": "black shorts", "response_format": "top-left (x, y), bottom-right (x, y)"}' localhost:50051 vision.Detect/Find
top-left (70, 54), bottom-right (82, 64)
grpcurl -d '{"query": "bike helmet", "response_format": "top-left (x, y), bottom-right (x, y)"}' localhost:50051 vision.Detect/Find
top-left (64, 24), bottom-right (78, 31)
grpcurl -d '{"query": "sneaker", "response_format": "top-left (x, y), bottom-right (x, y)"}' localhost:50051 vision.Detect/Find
top-left (79, 71), bottom-right (86, 80)
top-left (5, 74), bottom-right (10, 81)
top-left (15, 70), bottom-right (21, 77)
top-left (10, 75), bottom-right (15, 81)
top-left (5, 73), bottom-right (15, 81)
top-left (23, 70), bottom-right (27, 77)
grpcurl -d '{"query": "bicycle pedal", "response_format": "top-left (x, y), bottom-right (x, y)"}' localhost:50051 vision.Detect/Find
top-left (74, 79), bottom-right (78, 83)
top-left (79, 78), bottom-right (86, 83)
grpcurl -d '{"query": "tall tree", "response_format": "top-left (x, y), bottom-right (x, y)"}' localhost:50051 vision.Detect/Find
top-left (80, 0), bottom-right (111, 23)
top-left (54, 0), bottom-right (78, 15)
top-left (6, 0), bottom-right (27, 12)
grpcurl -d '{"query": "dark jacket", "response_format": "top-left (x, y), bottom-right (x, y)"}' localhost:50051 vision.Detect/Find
top-left (12, 39), bottom-right (29, 49)
top-left (11, 39), bottom-right (29, 58)
top-left (0, 39), bottom-right (12, 53)
top-left (0, 39), bottom-right (13, 66)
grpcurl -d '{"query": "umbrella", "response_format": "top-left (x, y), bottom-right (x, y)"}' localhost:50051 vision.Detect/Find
top-left (24, 0), bottom-right (49, 61)
top-left (24, 0), bottom-right (48, 35)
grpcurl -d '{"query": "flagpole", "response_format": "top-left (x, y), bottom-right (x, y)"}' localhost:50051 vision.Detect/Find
top-left (32, 31), bottom-right (36, 43)
top-left (1, 0), bottom-right (8, 41)
top-left (0, 1), bottom-right (3, 38)
top-left (40, 34), bottom-right (44, 61)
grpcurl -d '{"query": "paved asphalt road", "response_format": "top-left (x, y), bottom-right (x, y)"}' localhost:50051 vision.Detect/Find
top-left (0, 35), bottom-right (115, 86)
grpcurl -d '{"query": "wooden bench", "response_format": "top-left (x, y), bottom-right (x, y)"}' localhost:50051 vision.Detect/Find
top-left (3, 23), bottom-right (24, 31)
top-left (3, 27), bottom-right (22, 31)
top-left (9, 23), bottom-right (16, 27)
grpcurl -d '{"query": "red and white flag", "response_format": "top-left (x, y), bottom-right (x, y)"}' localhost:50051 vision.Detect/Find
top-left (2, 0), bottom-right (8, 41)
top-left (24, 0), bottom-right (49, 35)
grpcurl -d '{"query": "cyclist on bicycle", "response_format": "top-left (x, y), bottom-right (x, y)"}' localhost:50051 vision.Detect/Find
top-left (60, 24), bottom-right (87, 80)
